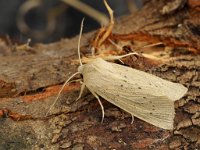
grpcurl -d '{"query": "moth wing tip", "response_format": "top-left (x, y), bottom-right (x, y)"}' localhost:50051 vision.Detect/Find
top-left (176, 85), bottom-right (188, 99)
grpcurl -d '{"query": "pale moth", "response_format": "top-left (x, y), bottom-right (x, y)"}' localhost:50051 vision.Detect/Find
top-left (46, 20), bottom-right (188, 130)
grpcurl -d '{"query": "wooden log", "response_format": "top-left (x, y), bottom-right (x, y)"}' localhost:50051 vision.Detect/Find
top-left (0, 0), bottom-right (199, 149)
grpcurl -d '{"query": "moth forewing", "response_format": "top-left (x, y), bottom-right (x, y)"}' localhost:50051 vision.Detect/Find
top-left (109, 63), bottom-right (188, 101)
top-left (79, 58), bottom-right (187, 129)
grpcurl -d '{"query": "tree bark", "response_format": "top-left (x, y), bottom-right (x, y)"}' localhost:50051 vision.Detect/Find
top-left (0, 0), bottom-right (200, 149)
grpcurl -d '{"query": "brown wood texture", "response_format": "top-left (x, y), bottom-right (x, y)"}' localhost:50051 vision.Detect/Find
top-left (0, 0), bottom-right (200, 149)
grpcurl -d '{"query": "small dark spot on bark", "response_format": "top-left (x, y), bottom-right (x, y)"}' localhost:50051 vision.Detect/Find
top-left (39, 144), bottom-right (45, 148)
top-left (188, 23), bottom-right (200, 36)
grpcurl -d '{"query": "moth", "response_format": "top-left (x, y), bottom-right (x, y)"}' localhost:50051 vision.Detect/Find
top-left (77, 57), bottom-right (187, 130)
top-left (46, 20), bottom-right (188, 130)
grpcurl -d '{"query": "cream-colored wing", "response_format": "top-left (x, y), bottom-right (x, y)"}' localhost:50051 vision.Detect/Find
top-left (110, 62), bottom-right (188, 101)
top-left (97, 89), bottom-right (175, 129)
top-left (85, 72), bottom-right (175, 129)
top-left (81, 58), bottom-right (187, 129)
top-left (82, 58), bottom-right (187, 101)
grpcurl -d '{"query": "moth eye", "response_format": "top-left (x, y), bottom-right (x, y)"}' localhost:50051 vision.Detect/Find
top-left (150, 112), bottom-right (153, 115)
top-left (152, 105), bottom-right (155, 107)
top-left (120, 84), bottom-right (123, 87)
top-left (143, 97), bottom-right (146, 99)
top-left (138, 87), bottom-right (142, 89)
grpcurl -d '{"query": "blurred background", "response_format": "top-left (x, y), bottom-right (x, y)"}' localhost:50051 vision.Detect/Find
top-left (0, 0), bottom-right (143, 43)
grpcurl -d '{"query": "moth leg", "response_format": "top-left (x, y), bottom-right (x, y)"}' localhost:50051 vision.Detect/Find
top-left (118, 59), bottom-right (124, 64)
top-left (76, 82), bottom-right (85, 101)
top-left (131, 115), bottom-right (134, 124)
top-left (91, 47), bottom-right (95, 57)
top-left (90, 90), bottom-right (105, 123)
top-left (68, 78), bottom-right (82, 84)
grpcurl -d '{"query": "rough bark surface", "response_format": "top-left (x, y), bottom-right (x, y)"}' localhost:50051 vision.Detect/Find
top-left (0, 0), bottom-right (200, 149)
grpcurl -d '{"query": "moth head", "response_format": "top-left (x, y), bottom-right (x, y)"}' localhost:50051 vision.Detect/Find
top-left (78, 65), bottom-right (84, 73)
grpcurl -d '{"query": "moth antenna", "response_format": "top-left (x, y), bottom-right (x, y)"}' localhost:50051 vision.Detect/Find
top-left (103, 42), bottom-right (164, 61)
top-left (142, 42), bottom-right (163, 49)
top-left (45, 72), bottom-right (81, 116)
top-left (103, 52), bottom-right (139, 61)
top-left (78, 18), bottom-right (85, 66)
